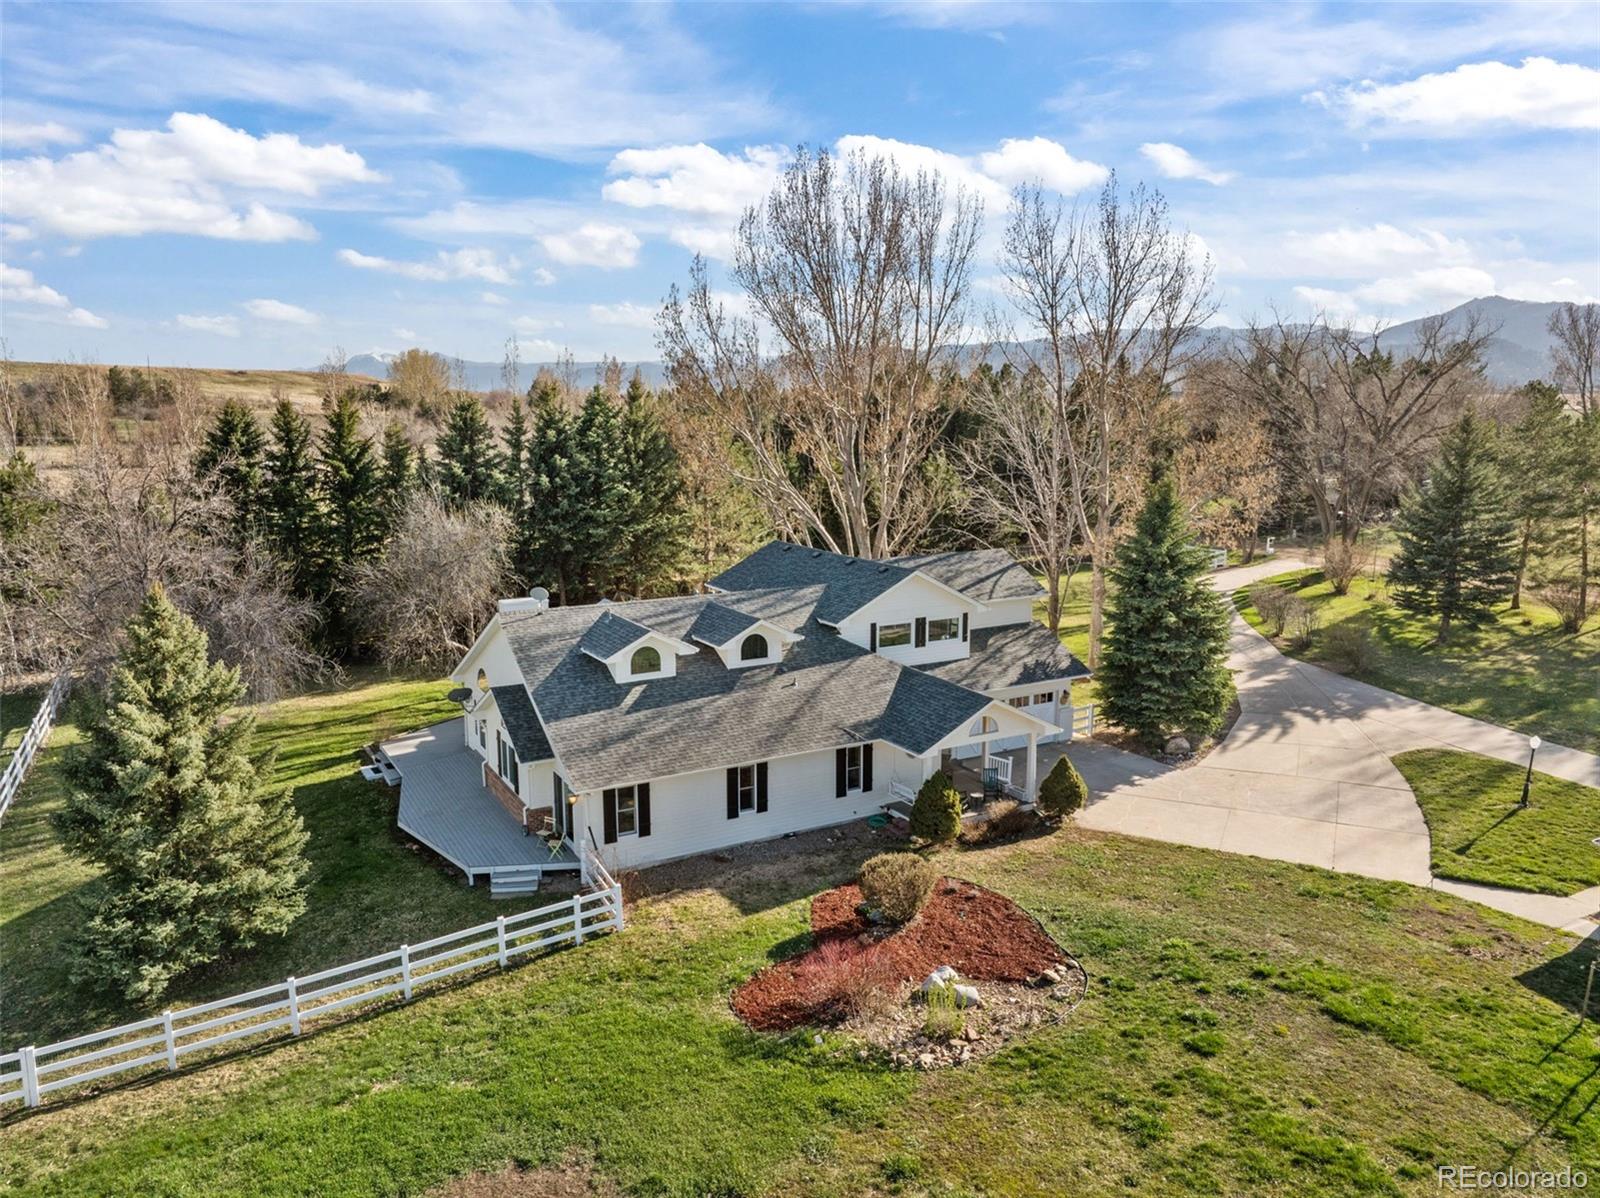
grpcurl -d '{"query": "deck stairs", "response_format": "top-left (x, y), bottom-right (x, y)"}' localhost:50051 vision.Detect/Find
top-left (489, 865), bottom-right (542, 898)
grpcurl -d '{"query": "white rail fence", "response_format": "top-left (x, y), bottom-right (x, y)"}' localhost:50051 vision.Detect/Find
top-left (0, 674), bottom-right (70, 825)
top-left (1067, 703), bottom-right (1096, 740)
top-left (1, 880), bottom-right (623, 1111)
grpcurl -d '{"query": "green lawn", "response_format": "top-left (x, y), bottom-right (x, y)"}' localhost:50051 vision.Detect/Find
top-left (1, 684), bottom-right (45, 762)
top-left (1393, 749), bottom-right (1600, 896)
top-left (1035, 570), bottom-right (1100, 708)
top-left (3, 682), bottom-right (1598, 1195)
top-left (1235, 569), bottom-right (1600, 753)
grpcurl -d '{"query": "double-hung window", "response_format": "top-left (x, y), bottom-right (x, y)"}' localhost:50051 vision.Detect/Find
top-left (614, 784), bottom-right (639, 836)
top-left (497, 734), bottom-right (519, 790)
top-left (844, 745), bottom-right (864, 791)
top-left (736, 765), bottom-right (757, 812)
top-left (878, 622), bottom-right (911, 647)
top-left (927, 616), bottom-right (961, 642)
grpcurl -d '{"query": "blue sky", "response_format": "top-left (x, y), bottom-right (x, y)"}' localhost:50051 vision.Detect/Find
top-left (2, 1), bottom-right (1598, 369)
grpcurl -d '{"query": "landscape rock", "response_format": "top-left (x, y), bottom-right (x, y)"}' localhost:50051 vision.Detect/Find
top-left (951, 983), bottom-right (982, 1009)
top-left (1165, 735), bottom-right (1192, 756)
top-left (919, 965), bottom-right (959, 995)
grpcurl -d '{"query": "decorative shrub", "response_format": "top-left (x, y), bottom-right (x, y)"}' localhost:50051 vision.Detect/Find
top-left (1249, 583), bottom-right (1292, 636)
top-left (957, 799), bottom-right (1036, 845)
top-left (1284, 595), bottom-right (1321, 649)
top-left (1321, 623), bottom-right (1376, 673)
top-left (909, 772), bottom-right (962, 844)
top-left (858, 852), bottom-right (938, 925)
top-left (1037, 756), bottom-right (1088, 819)
top-left (1321, 538), bottom-right (1368, 596)
top-left (922, 979), bottom-right (966, 1040)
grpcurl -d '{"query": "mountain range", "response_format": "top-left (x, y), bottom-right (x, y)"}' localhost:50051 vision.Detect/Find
top-left (341, 296), bottom-right (1576, 394)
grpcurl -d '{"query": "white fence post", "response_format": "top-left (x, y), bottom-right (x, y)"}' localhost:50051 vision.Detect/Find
top-left (20, 1046), bottom-right (38, 1108)
top-left (162, 1011), bottom-right (178, 1071)
top-left (572, 893), bottom-right (585, 945)
top-left (400, 945), bottom-right (413, 1000)
top-left (496, 916), bottom-right (508, 968)
top-left (611, 884), bottom-right (624, 932)
top-left (286, 977), bottom-right (302, 1036)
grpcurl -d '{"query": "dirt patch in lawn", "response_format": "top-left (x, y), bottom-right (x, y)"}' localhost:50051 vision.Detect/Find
top-left (732, 877), bottom-right (1075, 1034)
top-left (430, 1157), bottom-right (620, 1197)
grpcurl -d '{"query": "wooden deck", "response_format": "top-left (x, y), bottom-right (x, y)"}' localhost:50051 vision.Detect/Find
top-left (381, 718), bottom-right (578, 884)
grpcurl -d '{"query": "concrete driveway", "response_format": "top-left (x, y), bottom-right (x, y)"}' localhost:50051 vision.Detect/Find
top-left (1061, 557), bottom-right (1600, 934)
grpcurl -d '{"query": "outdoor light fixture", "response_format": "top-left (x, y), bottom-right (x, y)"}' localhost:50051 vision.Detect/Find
top-left (1520, 735), bottom-right (1541, 808)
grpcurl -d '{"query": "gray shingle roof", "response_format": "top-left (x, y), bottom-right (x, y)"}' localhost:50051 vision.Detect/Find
top-left (708, 540), bottom-right (916, 623)
top-left (917, 623), bottom-right (1091, 692)
top-left (577, 610), bottom-right (655, 660)
top-left (500, 586), bottom-right (996, 793)
top-left (888, 548), bottom-right (1045, 603)
top-left (687, 601), bottom-right (760, 647)
top-left (489, 684), bottom-right (554, 762)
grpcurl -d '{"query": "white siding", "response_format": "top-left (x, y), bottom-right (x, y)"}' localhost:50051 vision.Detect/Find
top-left (572, 743), bottom-right (889, 870)
top-left (951, 683), bottom-right (1073, 755)
top-left (971, 598), bottom-right (1034, 630)
top-left (837, 574), bottom-right (974, 666)
top-left (458, 629), bottom-right (523, 689)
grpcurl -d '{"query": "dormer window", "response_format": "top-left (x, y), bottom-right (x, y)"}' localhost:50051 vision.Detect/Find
top-left (630, 646), bottom-right (662, 675)
top-left (739, 633), bottom-right (769, 662)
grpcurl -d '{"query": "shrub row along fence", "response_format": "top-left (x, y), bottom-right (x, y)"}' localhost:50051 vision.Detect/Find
top-left (1, 849), bottom-right (623, 1111)
top-left (0, 673), bottom-right (70, 825)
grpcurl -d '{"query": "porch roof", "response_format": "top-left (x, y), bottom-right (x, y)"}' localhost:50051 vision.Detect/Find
top-left (917, 622), bottom-right (1091, 693)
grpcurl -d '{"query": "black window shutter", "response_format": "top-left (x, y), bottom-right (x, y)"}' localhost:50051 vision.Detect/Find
top-left (756, 762), bottom-right (769, 812)
top-left (961, 612), bottom-right (969, 641)
top-left (638, 783), bottom-right (651, 837)
top-left (726, 767), bottom-right (739, 819)
top-left (835, 747), bottom-right (848, 798)
top-left (862, 744), bottom-right (874, 791)
top-left (915, 617), bottom-right (927, 648)
top-left (869, 622), bottom-right (878, 652)
top-left (602, 788), bottom-right (617, 844)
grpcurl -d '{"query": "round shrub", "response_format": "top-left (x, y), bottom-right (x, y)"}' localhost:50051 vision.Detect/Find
top-left (1037, 756), bottom-right (1088, 819)
top-left (909, 772), bottom-right (962, 844)
top-left (858, 852), bottom-right (938, 925)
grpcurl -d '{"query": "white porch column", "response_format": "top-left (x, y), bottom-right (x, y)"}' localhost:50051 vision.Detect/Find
top-left (1025, 732), bottom-right (1038, 803)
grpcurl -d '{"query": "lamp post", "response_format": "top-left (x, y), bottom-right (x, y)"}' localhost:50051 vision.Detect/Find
top-left (1520, 735), bottom-right (1541, 808)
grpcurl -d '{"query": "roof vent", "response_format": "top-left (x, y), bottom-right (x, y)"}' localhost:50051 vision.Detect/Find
top-left (811, 551), bottom-right (822, 558)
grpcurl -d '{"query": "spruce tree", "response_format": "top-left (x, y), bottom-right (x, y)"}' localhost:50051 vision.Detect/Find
top-left (433, 395), bottom-right (504, 506)
top-left (525, 378), bottom-right (580, 602)
top-left (55, 586), bottom-right (309, 1001)
top-left (570, 386), bottom-right (628, 600)
top-left (614, 375), bottom-right (689, 596)
top-left (1388, 411), bottom-right (1517, 642)
top-left (378, 422), bottom-right (416, 536)
top-left (263, 399), bottom-right (323, 597)
top-left (317, 393), bottom-right (384, 569)
top-left (1500, 384), bottom-right (1569, 609)
top-left (1098, 476), bottom-right (1233, 747)
top-left (195, 400), bottom-right (267, 543)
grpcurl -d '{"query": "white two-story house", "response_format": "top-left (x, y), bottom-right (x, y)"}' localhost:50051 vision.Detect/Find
top-left (425, 541), bottom-right (1091, 882)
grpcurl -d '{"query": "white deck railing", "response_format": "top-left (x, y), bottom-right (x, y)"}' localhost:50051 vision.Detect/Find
top-left (982, 754), bottom-right (1012, 785)
top-left (0, 885), bottom-right (622, 1111)
top-left (0, 674), bottom-right (70, 825)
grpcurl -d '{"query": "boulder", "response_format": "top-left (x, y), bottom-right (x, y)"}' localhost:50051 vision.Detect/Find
top-left (951, 983), bottom-right (982, 1009)
top-left (1165, 735), bottom-right (1192, 756)
top-left (919, 965), bottom-right (960, 995)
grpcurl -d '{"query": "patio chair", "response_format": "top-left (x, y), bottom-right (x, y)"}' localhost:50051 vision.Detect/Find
top-left (982, 768), bottom-right (1002, 802)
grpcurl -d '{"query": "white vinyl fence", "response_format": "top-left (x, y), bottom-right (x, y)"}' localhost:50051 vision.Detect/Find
top-left (0, 673), bottom-right (70, 825)
top-left (1, 848), bottom-right (623, 1111)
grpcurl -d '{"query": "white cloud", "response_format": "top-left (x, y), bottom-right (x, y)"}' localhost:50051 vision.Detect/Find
top-left (604, 143), bottom-right (787, 216)
top-left (1294, 265), bottom-right (1497, 326)
top-left (0, 119), bottom-right (80, 148)
top-left (394, 327), bottom-right (418, 341)
top-left (245, 298), bottom-right (318, 324)
top-left (978, 136), bottom-right (1109, 193)
top-left (539, 222), bottom-right (640, 269)
top-left (1500, 276), bottom-right (1600, 305)
top-left (177, 313), bottom-right (241, 336)
top-left (1328, 57), bottom-right (1600, 132)
top-left (337, 246), bottom-right (518, 284)
top-left (1282, 224), bottom-right (1474, 277)
top-left (480, 291), bottom-right (508, 305)
top-left (0, 112), bottom-right (379, 241)
top-left (512, 316), bottom-right (565, 335)
top-left (1, 262), bottom-right (108, 327)
top-left (588, 301), bottom-right (657, 329)
top-left (837, 134), bottom-right (1009, 207)
top-left (1138, 142), bottom-right (1234, 186)
top-left (1, 223), bottom-right (34, 242)
top-left (531, 267), bottom-right (556, 285)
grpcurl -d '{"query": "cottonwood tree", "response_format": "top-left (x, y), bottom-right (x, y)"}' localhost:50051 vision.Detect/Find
top-left (660, 146), bottom-right (980, 558)
top-left (386, 347), bottom-right (452, 415)
top-left (1549, 302), bottom-right (1598, 416)
top-left (56, 586), bottom-right (309, 1001)
top-left (349, 489), bottom-right (510, 671)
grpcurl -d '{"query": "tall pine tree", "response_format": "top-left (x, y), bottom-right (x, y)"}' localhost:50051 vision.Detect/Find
top-left (263, 399), bottom-right (323, 597)
top-left (1388, 411), bottom-right (1516, 642)
top-left (55, 586), bottom-right (309, 1001)
top-left (1097, 476), bottom-right (1233, 747)
top-left (614, 374), bottom-right (689, 596)
top-left (524, 377), bottom-right (580, 602)
top-left (378, 422), bottom-right (417, 537)
top-left (433, 395), bottom-right (504, 506)
top-left (1500, 383), bottom-right (1569, 610)
top-left (195, 399), bottom-right (267, 543)
top-left (570, 386), bottom-right (629, 600)
top-left (317, 394), bottom-right (384, 649)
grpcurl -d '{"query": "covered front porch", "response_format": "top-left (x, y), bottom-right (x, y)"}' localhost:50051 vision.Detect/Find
top-left (379, 719), bottom-right (580, 894)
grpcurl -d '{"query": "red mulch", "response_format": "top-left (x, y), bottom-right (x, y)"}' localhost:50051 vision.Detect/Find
top-left (731, 877), bottom-right (1066, 1032)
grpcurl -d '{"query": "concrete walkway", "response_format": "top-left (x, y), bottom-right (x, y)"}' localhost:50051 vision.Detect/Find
top-left (1066, 557), bottom-right (1600, 937)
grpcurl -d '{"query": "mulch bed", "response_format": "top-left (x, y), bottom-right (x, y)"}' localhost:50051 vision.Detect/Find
top-left (732, 877), bottom-right (1067, 1032)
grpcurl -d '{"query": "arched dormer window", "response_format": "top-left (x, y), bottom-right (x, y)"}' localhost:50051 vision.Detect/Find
top-left (630, 645), bottom-right (662, 676)
top-left (739, 633), bottom-right (770, 662)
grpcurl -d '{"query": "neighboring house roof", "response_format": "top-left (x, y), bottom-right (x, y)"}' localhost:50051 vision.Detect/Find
top-left (578, 610), bottom-right (658, 660)
top-left (709, 540), bottom-right (917, 623)
top-left (918, 623), bottom-right (1091, 692)
top-left (888, 548), bottom-right (1046, 604)
top-left (499, 585), bottom-right (1003, 794)
top-left (687, 601), bottom-right (761, 647)
top-left (488, 684), bottom-right (554, 762)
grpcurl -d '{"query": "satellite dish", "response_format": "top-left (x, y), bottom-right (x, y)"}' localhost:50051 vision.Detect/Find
top-left (527, 585), bottom-right (550, 605)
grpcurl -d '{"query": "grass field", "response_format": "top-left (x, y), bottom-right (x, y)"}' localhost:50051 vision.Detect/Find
top-left (1235, 569), bottom-right (1600, 753)
top-left (1394, 749), bottom-right (1600, 896)
top-left (3, 677), bottom-right (1597, 1196)
top-left (7, 360), bottom-right (381, 415)
top-left (1, 684), bottom-right (45, 761)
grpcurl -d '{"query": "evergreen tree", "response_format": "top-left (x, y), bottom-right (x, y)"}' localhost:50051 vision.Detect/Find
top-left (1388, 411), bottom-right (1517, 642)
top-left (613, 375), bottom-right (689, 596)
top-left (569, 386), bottom-right (629, 600)
top-left (1500, 383), bottom-right (1570, 609)
top-left (263, 399), bottom-right (323, 597)
top-left (1098, 476), bottom-right (1233, 746)
top-left (55, 586), bottom-right (309, 1001)
top-left (433, 395), bottom-right (504, 506)
top-left (1036, 756), bottom-right (1088, 819)
top-left (317, 393), bottom-right (385, 569)
top-left (378, 422), bottom-right (416, 536)
top-left (195, 400), bottom-right (267, 543)
top-left (524, 378), bottom-right (581, 602)
top-left (910, 772), bottom-right (962, 843)
top-left (0, 451), bottom-right (50, 542)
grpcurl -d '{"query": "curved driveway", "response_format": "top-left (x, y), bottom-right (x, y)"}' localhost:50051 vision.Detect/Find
top-left (1065, 558), bottom-right (1600, 936)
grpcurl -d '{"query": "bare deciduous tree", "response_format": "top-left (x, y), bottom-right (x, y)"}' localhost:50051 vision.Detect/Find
top-left (660, 146), bottom-right (981, 558)
top-left (387, 348), bottom-right (452, 415)
top-left (348, 489), bottom-right (510, 671)
top-left (318, 346), bottom-right (350, 408)
top-left (1549, 301), bottom-right (1599, 416)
